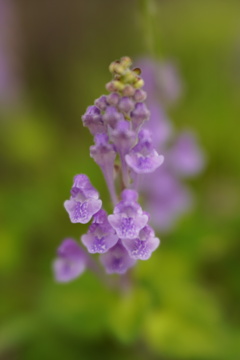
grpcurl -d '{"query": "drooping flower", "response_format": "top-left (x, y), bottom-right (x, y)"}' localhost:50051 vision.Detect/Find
top-left (131, 102), bottom-right (150, 132)
top-left (125, 128), bottom-right (164, 174)
top-left (90, 134), bottom-right (117, 204)
top-left (100, 240), bottom-right (136, 274)
top-left (53, 238), bottom-right (87, 282)
top-left (82, 105), bottom-right (106, 135)
top-left (122, 225), bottom-right (160, 260)
top-left (167, 131), bottom-right (205, 177)
top-left (81, 209), bottom-right (118, 253)
top-left (64, 174), bottom-right (102, 224)
top-left (108, 189), bottom-right (149, 239)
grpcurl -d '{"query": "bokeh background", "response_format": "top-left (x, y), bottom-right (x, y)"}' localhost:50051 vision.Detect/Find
top-left (1, 0), bottom-right (240, 359)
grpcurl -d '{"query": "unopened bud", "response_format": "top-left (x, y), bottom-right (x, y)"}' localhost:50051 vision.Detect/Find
top-left (122, 85), bottom-right (135, 97)
top-left (106, 81), bottom-right (115, 92)
top-left (133, 77), bottom-right (144, 89)
top-left (121, 56), bottom-right (132, 69)
top-left (133, 68), bottom-right (141, 76)
top-left (112, 80), bottom-right (125, 91)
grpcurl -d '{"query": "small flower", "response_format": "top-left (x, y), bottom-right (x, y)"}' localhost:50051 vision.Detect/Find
top-left (90, 133), bottom-right (116, 168)
top-left (53, 238), bottom-right (87, 282)
top-left (108, 189), bottom-right (149, 239)
top-left (143, 168), bottom-right (192, 231)
top-left (100, 240), bottom-right (136, 274)
top-left (90, 134), bottom-right (117, 205)
top-left (81, 210), bottom-right (118, 253)
top-left (125, 128), bottom-right (164, 174)
top-left (133, 89), bottom-right (147, 102)
top-left (64, 174), bottom-right (102, 224)
top-left (82, 105), bottom-right (106, 135)
top-left (118, 96), bottom-right (135, 114)
top-left (102, 106), bottom-right (124, 129)
top-left (122, 225), bottom-right (160, 260)
top-left (94, 95), bottom-right (108, 111)
top-left (107, 92), bottom-right (120, 106)
top-left (146, 103), bottom-right (172, 148)
top-left (131, 102), bottom-right (150, 132)
top-left (111, 119), bottom-right (136, 155)
top-left (168, 131), bottom-right (205, 177)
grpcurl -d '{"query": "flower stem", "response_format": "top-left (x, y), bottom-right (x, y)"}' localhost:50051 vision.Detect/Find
top-left (138, 0), bottom-right (159, 57)
top-left (102, 165), bottom-right (118, 206)
top-left (120, 153), bottom-right (129, 188)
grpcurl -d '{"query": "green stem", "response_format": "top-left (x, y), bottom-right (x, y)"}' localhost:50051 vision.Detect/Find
top-left (138, 0), bottom-right (159, 57)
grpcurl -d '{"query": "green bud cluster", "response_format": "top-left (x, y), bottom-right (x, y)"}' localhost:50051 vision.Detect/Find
top-left (106, 56), bottom-right (144, 94)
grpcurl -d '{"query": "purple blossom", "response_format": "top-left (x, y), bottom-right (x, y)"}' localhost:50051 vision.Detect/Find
top-left (147, 103), bottom-right (172, 149)
top-left (118, 96), bottom-right (135, 114)
top-left (122, 225), bottom-right (160, 260)
top-left (107, 92), bottom-right (120, 106)
top-left (64, 174), bottom-right (102, 224)
top-left (82, 105), bottom-right (106, 135)
top-left (125, 129), bottom-right (164, 174)
top-left (94, 95), bottom-right (108, 111)
top-left (90, 133), bottom-right (116, 168)
top-left (90, 134), bottom-right (117, 204)
top-left (136, 57), bottom-right (183, 105)
top-left (131, 102), bottom-right (150, 132)
top-left (111, 120), bottom-right (136, 186)
top-left (53, 238), bottom-right (87, 282)
top-left (167, 131), bottom-right (205, 177)
top-left (102, 106), bottom-right (124, 129)
top-left (142, 167), bottom-right (192, 231)
top-left (81, 209), bottom-right (118, 253)
top-left (111, 120), bottom-right (136, 154)
top-left (100, 240), bottom-right (136, 274)
top-left (108, 189), bottom-right (149, 239)
top-left (133, 89), bottom-right (147, 102)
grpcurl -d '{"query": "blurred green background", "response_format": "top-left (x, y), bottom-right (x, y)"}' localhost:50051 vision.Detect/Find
top-left (0, 0), bottom-right (240, 359)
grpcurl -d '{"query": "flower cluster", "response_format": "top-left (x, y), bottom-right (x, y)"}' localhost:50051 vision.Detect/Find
top-left (53, 57), bottom-right (163, 282)
top-left (136, 58), bottom-right (205, 231)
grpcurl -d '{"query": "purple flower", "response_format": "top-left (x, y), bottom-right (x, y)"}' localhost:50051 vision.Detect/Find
top-left (118, 96), bottom-right (135, 114)
top-left (133, 89), bottom-right (147, 102)
top-left (108, 189), bottom-right (149, 239)
top-left (142, 168), bottom-right (192, 231)
top-left (102, 106), bottom-right (124, 129)
top-left (90, 134), bottom-right (117, 204)
top-left (90, 133), bottom-right (116, 168)
top-left (94, 95), bottom-right (108, 111)
top-left (122, 225), bottom-right (160, 260)
top-left (100, 240), bottom-right (136, 274)
top-left (125, 129), bottom-right (164, 174)
top-left (107, 92), bottom-right (120, 106)
top-left (81, 210), bottom-right (118, 253)
top-left (167, 131), bottom-right (205, 177)
top-left (111, 120), bottom-right (136, 154)
top-left (146, 103), bottom-right (172, 149)
top-left (53, 238), bottom-right (87, 282)
top-left (111, 120), bottom-right (136, 186)
top-left (82, 105), bottom-right (106, 135)
top-left (64, 174), bottom-right (102, 224)
top-left (131, 102), bottom-right (150, 132)
top-left (136, 57), bottom-right (183, 105)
